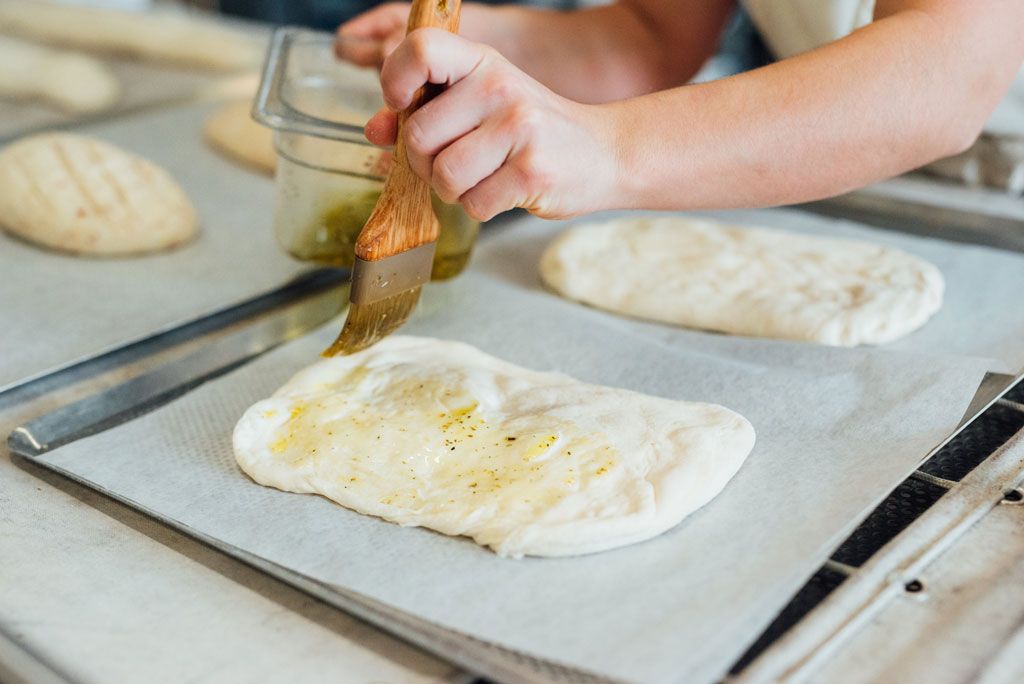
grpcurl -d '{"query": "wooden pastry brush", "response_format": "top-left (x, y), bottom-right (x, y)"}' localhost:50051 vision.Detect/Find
top-left (323, 0), bottom-right (462, 357)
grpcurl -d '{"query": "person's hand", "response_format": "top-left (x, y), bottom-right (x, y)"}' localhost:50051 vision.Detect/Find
top-left (335, 2), bottom-right (505, 67)
top-left (335, 2), bottom-right (409, 66)
top-left (337, 2), bottom-right (532, 72)
top-left (365, 29), bottom-right (622, 221)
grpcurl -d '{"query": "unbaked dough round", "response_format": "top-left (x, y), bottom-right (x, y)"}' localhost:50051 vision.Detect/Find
top-left (0, 133), bottom-right (198, 255)
top-left (539, 216), bottom-right (944, 347)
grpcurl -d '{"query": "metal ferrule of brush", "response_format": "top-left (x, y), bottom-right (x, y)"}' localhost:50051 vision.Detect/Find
top-left (349, 242), bottom-right (437, 305)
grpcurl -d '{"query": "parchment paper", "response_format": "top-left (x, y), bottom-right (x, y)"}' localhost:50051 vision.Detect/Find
top-left (0, 101), bottom-right (310, 392)
top-left (38, 219), bottom-right (996, 683)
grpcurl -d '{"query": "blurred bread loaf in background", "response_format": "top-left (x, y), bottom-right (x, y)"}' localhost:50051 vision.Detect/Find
top-left (0, 34), bottom-right (119, 113)
top-left (0, 132), bottom-right (198, 255)
top-left (0, 0), bottom-right (264, 71)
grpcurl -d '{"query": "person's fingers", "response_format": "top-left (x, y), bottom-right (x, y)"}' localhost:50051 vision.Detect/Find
top-left (430, 121), bottom-right (514, 204)
top-left (380, 33), bottom-right (405, 61)
top-left (365, 108), bottom-right (399, 146)
top-left (335, 3), bottom-right (407, 64)
top-left (334, 31), bottom-right (405, 66)
top-left (337, 2), bottom-right (407, 39)
top-left (334, 37), bottom-right (386, 66)
top-left (459, 163), bottom-right (528, 222)
top-left (380, 29), bottom-right (490, 110)
top-left (402, 75), bottom-right (499, 180)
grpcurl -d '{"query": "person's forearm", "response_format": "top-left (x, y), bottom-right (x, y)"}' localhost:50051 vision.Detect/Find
top-left (606, 7), bottom-right (1024, 210)
top-left (462, 1), bottom-right (731, 103)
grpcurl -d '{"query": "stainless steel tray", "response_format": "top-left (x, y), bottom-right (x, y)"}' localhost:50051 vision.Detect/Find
top-left (803, 176), bottom-right (1024, 253)
top-left (7, 337), bottom-right (1016, 684)
top-left (7, 342), bottom-right (1008, 684)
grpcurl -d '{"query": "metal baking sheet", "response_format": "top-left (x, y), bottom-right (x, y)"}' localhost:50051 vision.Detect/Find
top-left (13, 210), bottom-right (1001, 684)
top-left (865, 175), bottom-right (1024, 223)
top-left (0, 99), bottom-right (312, 395)
top-left (803, 176), bottom-right (1024, 254)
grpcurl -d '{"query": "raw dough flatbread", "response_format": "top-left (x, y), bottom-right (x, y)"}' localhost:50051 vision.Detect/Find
top-left (233, 336), bottom-right (755, 558)
top-left (0, 132), bottom-right (197, 255)
top-left (204, 100), bottom-right (275, 174)
top-left (540, 216), bottom-right (944, 346)
top-left (0, 1), bottom-right (263, 71)
top-left (0, 35), bottom-right (119, 113)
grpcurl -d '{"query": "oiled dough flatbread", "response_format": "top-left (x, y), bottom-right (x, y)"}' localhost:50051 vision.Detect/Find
top-left (0, 35), bottom-right (119, 113)
top-left (233, 336), bottom-right (755, 558)
top-left (0, 133), bottom-right (197, 255)
top-left (540, 216), bottom-right (944, 347)
top-left (204, 100), bottom-right (275, 174)
top-left (0, 0), bottom-right (263, 71)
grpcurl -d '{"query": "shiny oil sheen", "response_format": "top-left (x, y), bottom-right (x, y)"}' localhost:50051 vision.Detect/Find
top-left (261, 367), bottom-right (621, 516)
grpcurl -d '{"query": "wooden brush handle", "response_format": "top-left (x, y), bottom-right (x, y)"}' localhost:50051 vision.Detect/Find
top-left (354, 0), bottom-right (462, 261)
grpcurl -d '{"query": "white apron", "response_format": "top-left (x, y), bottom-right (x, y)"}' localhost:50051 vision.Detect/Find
top-left (741, 0), bottom-right (874, 59)
top-left (741, 0), bottom-right (1023, 136)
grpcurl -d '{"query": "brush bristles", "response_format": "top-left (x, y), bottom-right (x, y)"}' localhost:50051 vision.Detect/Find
top-left (322, 287), bottom-right (423, 356)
